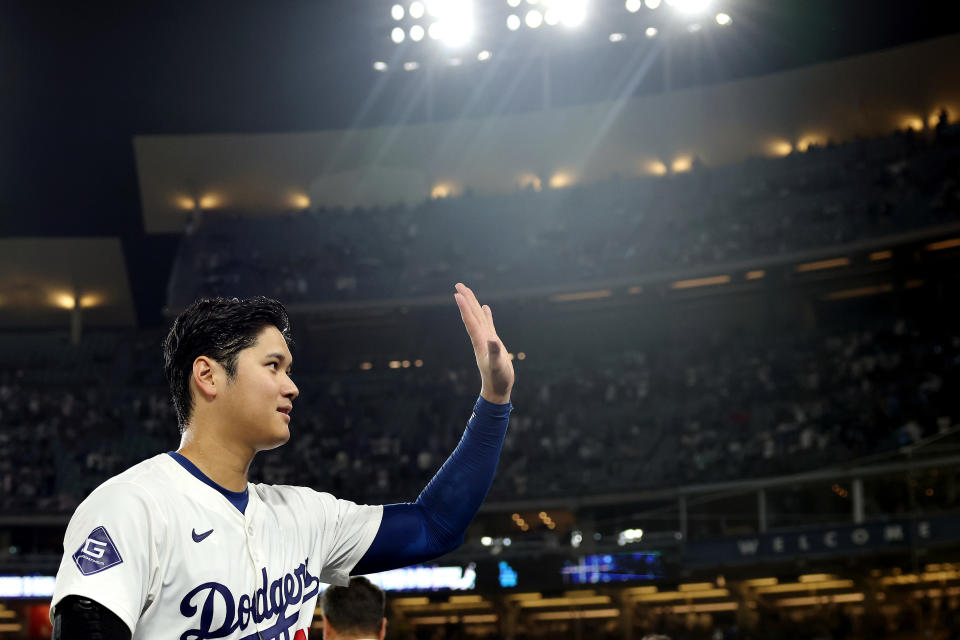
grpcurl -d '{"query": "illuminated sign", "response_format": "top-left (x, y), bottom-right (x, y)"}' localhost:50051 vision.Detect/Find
top-left (0, 575), bottom-right (56, 598)
top-left (363, 564), bottom-right (477, 592)
top-left (562, 553), bottom-right (662, 584)
top-left (498, 561), bottom-right (518, 588)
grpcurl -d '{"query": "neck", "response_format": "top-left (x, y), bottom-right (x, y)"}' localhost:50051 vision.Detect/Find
top-left (177, 419), bottom-right (254, 492)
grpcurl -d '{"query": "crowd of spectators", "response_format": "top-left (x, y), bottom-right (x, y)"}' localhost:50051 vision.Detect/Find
top-left (1, 305), bottom-right (957, 517)
top-left (167, 117), bottom-right (960, 308)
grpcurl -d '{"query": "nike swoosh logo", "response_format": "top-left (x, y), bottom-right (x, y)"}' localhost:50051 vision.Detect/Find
top-left (192, 528), bottom-right (214, 543)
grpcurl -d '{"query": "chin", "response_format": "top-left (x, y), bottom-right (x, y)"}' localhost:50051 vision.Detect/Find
top-left (256, 427), bottom-right (291, 452)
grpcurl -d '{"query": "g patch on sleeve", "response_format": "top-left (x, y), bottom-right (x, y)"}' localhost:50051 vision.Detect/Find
top-left (72, 526), bottom-right (124, 576)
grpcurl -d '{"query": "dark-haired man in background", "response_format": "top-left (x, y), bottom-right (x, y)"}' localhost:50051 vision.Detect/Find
top-left (50, 282), bottom-right (513, 640)
top-left (320, 577), bottom-right (387, 640)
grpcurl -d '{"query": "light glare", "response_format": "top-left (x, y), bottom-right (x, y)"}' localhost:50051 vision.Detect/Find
top-left (626, 0), bottom-right (642, 11)
top-left (556, 0), bottom-right (588, 27)
top-left (646, 0), bottom-right (661, 7)
top-left (673, 0), bottom-right (711, 14)
top-left (507, 14), bottom-right (521, 30)
top-left (391, 27), bottom-right (406, 43)
top-left (544, 8), bottom-right (560, 25)
top-left (525, 9), bottom-right (543, 28)
top-left (391, 4), bottom-right (405, 20)
top-left (410, 24), bottom-right (425, 41)
top-left (430, 0), bottom-right (474, 47)
top-left (409, 1), bottom-right (425, 18)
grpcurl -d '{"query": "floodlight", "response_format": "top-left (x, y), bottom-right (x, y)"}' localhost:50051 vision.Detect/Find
top-left (525, 9), bottom-right (543, 28)
top-left (429, 21), bottom-right (442, 39)
top-left (626, 0), bottom-right (641, 12)
top-left (429, 0), bottom-right (474, 47)
top-left (544, 8), bottom-right (560, 25)
top-left (391, 27), bottom-right (405, 43)
top-left (410, 24), bottom-right (425, 41)
top-left (507, 0), bottom-right (522, 6)
top-left (391, 4), bottom-right (405, 20)
top-left (646, 0), bottom-right (661, 7)
top-left (686, 22), bottom-right (702, 32)
top-left (373, 61), bottom-right (388, 71)
top-left (609, 32), bottom-right (625, 42)
top-left (403, 61), bottom-right (420, 71)
top-left (507, 14), bottom-right (521, 29)
top-left (645, 26), bottom-right (658, 37)
top-left (409, 1), bottom-right (425, 18)
top-left (477, 49), bottom-right (491, 61)
top-left (556, 0), bottom-right (587, 27)
top-left (715, 12), bottom-right (731, 25)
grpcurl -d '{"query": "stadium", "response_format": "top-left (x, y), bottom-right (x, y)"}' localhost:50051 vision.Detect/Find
top-left (2, 1), bottom-right (960, 638)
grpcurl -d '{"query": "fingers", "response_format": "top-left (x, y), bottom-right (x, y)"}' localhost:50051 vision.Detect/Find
top-left (455, 292), bottom-right (484, 349)
top-left (482, 304), bottom-right (497, 335)
top-left (455, 282), bottom-right (485, 328)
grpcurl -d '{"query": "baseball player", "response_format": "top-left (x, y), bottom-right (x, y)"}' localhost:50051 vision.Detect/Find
top-left (50, 282), bottom-right (514, 640)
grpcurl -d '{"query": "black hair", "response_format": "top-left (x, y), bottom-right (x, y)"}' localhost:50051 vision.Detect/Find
top-left (321, 577), bottom-right (385, 638)
top-left (162, 296), bottom-right (292, 432)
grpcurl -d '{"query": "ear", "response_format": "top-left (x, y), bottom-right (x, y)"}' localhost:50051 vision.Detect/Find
top-left (191, 356), bottom-right (219, 402)
top-left (322, 614), bottom-right (335, 639)
top-left (379, 617), bottom-right (387, 640)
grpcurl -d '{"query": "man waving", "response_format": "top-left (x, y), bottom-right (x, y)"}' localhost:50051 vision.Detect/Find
top-left (50, 282), bottom-right (514, 640)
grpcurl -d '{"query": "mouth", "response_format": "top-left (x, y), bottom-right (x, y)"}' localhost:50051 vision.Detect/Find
top-left (277, 406), bottom-right (292, 421)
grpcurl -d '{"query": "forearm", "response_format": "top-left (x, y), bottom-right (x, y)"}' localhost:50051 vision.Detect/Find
top-left (353, 395), bottom-right (513, 574)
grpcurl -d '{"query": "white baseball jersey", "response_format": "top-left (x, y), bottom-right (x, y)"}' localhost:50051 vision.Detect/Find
top-left (51, 453), bottom-right (382, 640)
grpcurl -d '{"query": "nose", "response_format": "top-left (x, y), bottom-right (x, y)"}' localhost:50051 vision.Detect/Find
top-left (284, 379), bottom-right (299, 401)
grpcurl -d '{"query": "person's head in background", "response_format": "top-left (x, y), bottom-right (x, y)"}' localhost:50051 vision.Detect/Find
top-left (321, 577), bottom-right (387, 640)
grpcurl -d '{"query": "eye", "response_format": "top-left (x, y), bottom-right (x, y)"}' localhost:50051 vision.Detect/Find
top-left (268, 362), bottom-right (279, 370)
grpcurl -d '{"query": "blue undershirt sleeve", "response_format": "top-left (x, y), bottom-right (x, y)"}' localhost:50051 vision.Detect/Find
top-left (352, 395), bottom-right (513, 575)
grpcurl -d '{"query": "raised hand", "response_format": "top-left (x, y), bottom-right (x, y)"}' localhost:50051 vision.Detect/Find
top-left (454, 282), bottom-right (514, 404)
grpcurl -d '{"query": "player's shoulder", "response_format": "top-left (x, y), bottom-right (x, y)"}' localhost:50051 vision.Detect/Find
top-left (79, 454), bottom-right (176, 512)
top-left (251, 481), bottom-right (347, 513)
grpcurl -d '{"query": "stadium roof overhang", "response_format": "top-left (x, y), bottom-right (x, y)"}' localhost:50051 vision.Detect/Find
top-left (0, 237), bottom-right (136, 328)
top-left (133, 35), bottom-right (960, 235)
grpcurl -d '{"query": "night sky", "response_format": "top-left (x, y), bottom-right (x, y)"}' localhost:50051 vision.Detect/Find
top-left (3, 0), bottom-right (959, 326)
